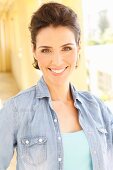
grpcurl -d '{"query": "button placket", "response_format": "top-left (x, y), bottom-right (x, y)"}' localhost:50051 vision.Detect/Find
top-left (50, 109), bottom-right (63, 170)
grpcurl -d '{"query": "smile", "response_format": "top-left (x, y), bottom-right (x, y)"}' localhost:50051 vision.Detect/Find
top-left (48, 67), bottom-right (68, 74)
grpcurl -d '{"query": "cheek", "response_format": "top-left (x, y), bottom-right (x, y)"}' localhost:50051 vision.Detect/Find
top-left (36, 55), bottom-right (49, 68)
top-left (67, 53), bottom-right (78, 64)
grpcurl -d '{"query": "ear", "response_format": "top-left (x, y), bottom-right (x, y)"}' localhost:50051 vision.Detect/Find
top-left (75, 46), bottom-right (81, 68)
top-left (77, 45), bottom-right (81, 59)
top-left (32, 49), bottom-right (38, 61)
top-left (33, 52), bottom-right (37, 60)
top-left (31, 44), bottom-right (37, 59)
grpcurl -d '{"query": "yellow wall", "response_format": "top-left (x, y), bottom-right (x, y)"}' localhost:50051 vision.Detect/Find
top-left (0, 13), bottom-right (11, 72)
top-left (7, 0), bottom-right (39, 89)
top-left (0, 0), bottom-right (88, 90)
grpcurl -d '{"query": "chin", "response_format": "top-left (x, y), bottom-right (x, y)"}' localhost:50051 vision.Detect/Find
top-left (50, 76), bottom-right (69, 86)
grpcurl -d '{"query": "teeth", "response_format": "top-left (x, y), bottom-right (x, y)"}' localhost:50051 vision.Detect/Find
top-left (51, 68), bottom-right (66, 73)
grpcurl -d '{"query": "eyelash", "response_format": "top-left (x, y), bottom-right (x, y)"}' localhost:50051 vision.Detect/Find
top-left (62, 46), bottom-right (72, 51)
top-left (41, 46), bottom-right (72, 53)
top-left (41, 49), bottom-right (51, 53)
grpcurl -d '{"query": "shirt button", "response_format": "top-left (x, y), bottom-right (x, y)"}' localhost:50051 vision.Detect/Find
top-left (58, 136), bottom-right (61, 140)
top-left (54, 119), bottom-right (57, 122)
top-left (58, 157), bottom-right (62, 162)
top-left (39, 138), bottom-right (43, 143)
top-left (25, 140), bottom-right (30, 144)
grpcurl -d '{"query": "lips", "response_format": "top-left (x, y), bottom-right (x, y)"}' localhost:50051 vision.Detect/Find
top-left (48, 67), bottom-right (68, 74)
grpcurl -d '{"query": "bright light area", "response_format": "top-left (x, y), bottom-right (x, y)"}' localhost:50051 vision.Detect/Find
top-left (82, 0), bottom-right (113, 112)
top-left (82, 0), bottom-right (113, 40)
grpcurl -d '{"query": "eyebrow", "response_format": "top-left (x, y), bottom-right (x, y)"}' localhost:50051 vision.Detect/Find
top-left (61, 43), bottom-right (76, 47)
top-left (38, 43), bottom-right (76, 49)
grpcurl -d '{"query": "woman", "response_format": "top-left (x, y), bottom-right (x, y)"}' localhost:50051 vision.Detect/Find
top-left (0, 2), bottom-right (113, 170)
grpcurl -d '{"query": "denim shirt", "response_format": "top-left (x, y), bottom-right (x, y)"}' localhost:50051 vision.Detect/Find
top-left (0, 76), bottom-right (113, 170)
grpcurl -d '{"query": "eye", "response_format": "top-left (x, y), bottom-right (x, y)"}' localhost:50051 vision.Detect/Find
top-left (41, 48), bottom-right (51, 53)
top-left (62, 46), bottom-right (72, 51)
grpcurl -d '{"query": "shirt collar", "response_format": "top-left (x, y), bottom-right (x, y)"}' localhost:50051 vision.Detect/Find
top-left (36, 76), bottom-right (81, 102)
top-left (36, 76), bottom-right (51, 98)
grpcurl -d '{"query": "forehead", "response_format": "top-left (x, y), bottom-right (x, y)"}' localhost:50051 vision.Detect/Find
top-left (36, 26), bottom-right (76, 46)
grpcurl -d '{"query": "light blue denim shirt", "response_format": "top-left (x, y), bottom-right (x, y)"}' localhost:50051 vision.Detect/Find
top-left (0, 76), bottom-right (113, 170)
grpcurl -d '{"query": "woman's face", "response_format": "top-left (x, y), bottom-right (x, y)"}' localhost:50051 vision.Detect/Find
top-left (33, 25), bottom-right (80, 86)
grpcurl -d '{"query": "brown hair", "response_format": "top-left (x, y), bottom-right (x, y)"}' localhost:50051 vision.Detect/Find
top-left (29, 2), bottom-right (81, 69)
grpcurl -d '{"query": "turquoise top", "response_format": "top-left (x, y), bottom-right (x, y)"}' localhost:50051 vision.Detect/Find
top-left (62, 130), bottom-right (93, 170)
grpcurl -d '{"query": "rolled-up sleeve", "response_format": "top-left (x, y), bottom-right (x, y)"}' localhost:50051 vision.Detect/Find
top-left (0, 98), bottom-right (18, 169)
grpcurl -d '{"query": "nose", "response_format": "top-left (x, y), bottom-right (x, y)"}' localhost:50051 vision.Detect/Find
top-left (51, 51), bottom-right (63, 66)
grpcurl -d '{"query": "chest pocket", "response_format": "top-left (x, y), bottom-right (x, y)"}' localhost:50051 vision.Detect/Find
top-left (21, 136), bottom-right (47, 166)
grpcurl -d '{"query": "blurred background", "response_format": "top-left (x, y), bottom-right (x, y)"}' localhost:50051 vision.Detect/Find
top-left (0, 0), bottom-right (113, 169)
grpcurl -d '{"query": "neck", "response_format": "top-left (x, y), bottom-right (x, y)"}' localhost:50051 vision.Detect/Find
top-left (45, 80), bottom-right (73, 103)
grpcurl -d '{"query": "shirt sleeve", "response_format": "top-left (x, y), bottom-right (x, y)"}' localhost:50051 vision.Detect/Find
top-left (101, 101), bottom-right (113, 145)
top-left (106, 106), bottom-right (113, 143)
top-left (0, 98), bottom-right (18, 169)
top-left (104, 106), bottom-right (113, 162)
